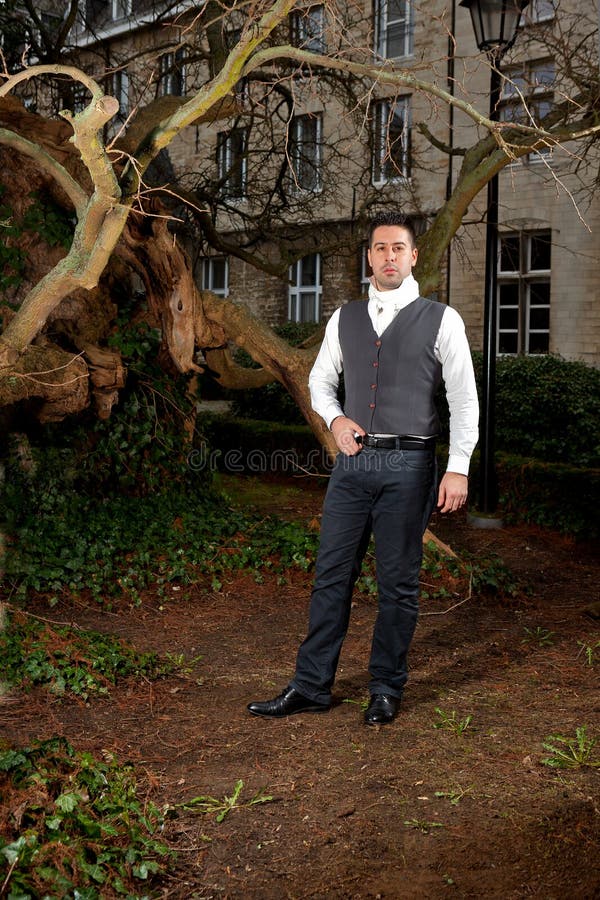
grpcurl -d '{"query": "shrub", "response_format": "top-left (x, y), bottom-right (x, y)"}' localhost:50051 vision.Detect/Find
top-left (229, 345), bottom-right (599, 468)
top-left (496, 453), bottom-right (600, 538)
top-left (0, 609), bottom-right (177, 698)
top-left (491, 354), bottom-right (599, 468)
top-left (0, 737), bottom-right (172, 897)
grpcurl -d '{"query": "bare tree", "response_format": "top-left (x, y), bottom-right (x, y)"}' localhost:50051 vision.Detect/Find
top-left (0, 0), bottom-right (598, 447)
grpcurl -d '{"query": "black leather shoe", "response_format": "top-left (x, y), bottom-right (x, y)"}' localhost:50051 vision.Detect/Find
top-left (364, 694), bottom-right (398, 726)
top-left (247, 687), bottom-right (330, 718)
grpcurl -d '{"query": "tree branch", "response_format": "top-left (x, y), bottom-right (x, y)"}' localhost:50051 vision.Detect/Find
top-left (0, 127), bottom-right (88, 214)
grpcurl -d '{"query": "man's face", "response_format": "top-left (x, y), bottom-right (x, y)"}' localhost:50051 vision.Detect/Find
top-left (367, 225), bottom-right (418, 292)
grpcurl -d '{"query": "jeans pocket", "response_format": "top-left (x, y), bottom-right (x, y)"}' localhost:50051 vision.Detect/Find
top-left (402, 450), bottom-right (435, 471)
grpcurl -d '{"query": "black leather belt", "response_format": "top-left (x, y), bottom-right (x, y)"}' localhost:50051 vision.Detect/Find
top-left (360, 434), bottom-right (436, 451)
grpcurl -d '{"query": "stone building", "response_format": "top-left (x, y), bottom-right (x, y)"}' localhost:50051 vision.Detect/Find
top-left (18, 0), bottom-right (600, 366)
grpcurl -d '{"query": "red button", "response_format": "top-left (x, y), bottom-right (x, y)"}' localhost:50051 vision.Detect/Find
top-left (369, 403), bottom-right (375, 409)
top-left (370, 383), bottom-right (377, 390)
top-left (372, 361), bottom-right (379, 367)
top-left (375, 340), bottom-right (382, 347)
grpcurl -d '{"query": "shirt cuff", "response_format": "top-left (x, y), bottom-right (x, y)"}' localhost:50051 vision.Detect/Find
top-left (325, 405), bottom-right (345, 430)
top-left (446, 454), bottom-right (471, 476)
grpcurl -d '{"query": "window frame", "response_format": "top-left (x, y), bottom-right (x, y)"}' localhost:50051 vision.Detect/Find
top-left (520, 0), bottom-right (555, 25)
top-left (360, 243), bottom-right (371, 295)
top-left (499, 59), bottom-right (555, 161)
top-left (374, 0), bottom-right (413, 60)
top-left (288, 113), bottom-right (323, 193)
top-left (104, 68), bottom-right (129, 135)
top-left (216, 126), bottom-right (249, 199)
top-left (201, 257), bottom-right (230, 298)
top-left (497, 229), bottom-right (552, 356)
top-left (158, 47), bottom-right (186, 97)
top-left (111, 0), bottom-right (132, 20)
top-left (288, 254), bottom-right (322, 323)
top-left (290, 4), bottom-right (327, 54)
top-left (372, 95), bottom-right (411, 185)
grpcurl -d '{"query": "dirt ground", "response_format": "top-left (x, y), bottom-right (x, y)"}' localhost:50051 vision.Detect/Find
top-left (3, 473), bottom-right (600, 899)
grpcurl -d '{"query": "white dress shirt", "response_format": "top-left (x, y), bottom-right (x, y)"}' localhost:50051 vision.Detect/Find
top-left (309, 274), bottom-right (479, 475)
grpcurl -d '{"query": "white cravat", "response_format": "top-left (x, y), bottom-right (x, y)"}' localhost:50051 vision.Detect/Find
top-left (368, 273), bottom-right (421, 336)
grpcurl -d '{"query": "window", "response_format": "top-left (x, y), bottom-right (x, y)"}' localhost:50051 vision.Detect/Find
top-left (360, 244), bottom-right (372, 295)
top-left (290, 5), bottom-right (326, 53)
top-left (201, 257), bottom-right (229, 297)
top-left (85, 0), bottom-right (107, 27)
top-left (159, 48), bottom-right (186, 97)
top-left (372, 97), bottom-right (411, 183)
top-left (497, 230), bottom-right (551, 355)
top-left (289, 114), bottom-right (322, 192)
top-left (84, 0), bottom-right (131, 27)
top-left (105, 69), bottom-right (129, 133)
top-left (520, 0), bottom-right (555, 24)
top-left (289, 254), bottom-right (322, 322)
top-left (40, 11), bottom-right (63, 42)
top-left (374, 0), bottom-right (413, 59)
top-left (107, 69), bottom-right (129, 118)
top-left (0, 14), bottom-right (32, 71)
top-left (216, 127), bottom-right (248, 198)
top-left (499, 60), bottom-right (554, 159)
top-left (111, 0), bottom-right (131, 20)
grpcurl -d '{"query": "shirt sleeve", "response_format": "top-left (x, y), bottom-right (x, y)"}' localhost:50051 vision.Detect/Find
top-left (436, 306), bottom-right (479, 476)
top-left (308, 308), bottom-right (345, 429)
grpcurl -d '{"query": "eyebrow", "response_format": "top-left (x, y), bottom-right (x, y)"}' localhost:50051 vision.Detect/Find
top-left (373, 241), bottom-right (409, 248)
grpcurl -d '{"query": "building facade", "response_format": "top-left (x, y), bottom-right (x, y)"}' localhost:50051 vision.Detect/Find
top-left (14, 0), bottom-right (600, 366)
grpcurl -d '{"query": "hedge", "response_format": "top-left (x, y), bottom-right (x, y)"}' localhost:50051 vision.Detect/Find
top-left (226, 353), bottom-right (600, 469)
top-left (198, 414), bottom-right (599, 539)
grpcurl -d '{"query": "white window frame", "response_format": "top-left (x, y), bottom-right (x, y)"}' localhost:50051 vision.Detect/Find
top-left (110, 68), bottom-right (129, 118)
top-left (500, 59), bottom-right (555, 161)
top-left (288, 254), bottom-right (322, 323)
top-left (374, 0), bottom-right (413, 60)
top-left (104, 69), bottom-right (129, 136)
top-left (216, 127), bottom-right (249, 199)
top-left (111, 0), bottom-right (132, 20)
top-left (159, 48), bottom-right (186, 97)
top-left (372, 96), bottom-right (411, 184)
top-left (360, 243), bottom-right (371, 295)
top-left (497, 230), bottom-right (551, 356)
top-left (201, 257), bottom-right (230, 297)
top-left (71, 83), bottom-right (89, 114)
top-left (291, 5), bottom-right (326, 54)
top-left (520, 0), bottom-right (555, 25)
top-left (289, 113), bottom-right (322, 193)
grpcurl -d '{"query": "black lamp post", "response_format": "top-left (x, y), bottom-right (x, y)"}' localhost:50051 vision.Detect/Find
top-left (459, 0), bottom-right (529, 520)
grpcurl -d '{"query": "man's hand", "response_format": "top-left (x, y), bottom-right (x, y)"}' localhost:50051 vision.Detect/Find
top-left (437, 472), bottom-right (468, 514)
top-left (331, 416), bottom-right (365, 456)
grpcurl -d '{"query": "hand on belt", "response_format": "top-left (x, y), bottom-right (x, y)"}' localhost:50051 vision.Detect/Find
top-left (359, 434), bottom-right (436, 451)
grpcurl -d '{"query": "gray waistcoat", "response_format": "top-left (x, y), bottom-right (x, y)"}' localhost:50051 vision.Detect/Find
top-left (339, 297), bottom-right (445, 436)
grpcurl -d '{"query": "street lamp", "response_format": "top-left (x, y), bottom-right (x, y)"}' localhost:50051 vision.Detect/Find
top-left (459, 0), bottom-right (530, 522)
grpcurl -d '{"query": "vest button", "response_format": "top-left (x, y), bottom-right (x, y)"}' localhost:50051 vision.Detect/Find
top-left (374, 340), bottom-right (382, 347)
top-left (372, 361), bottom-right (378, 367)
top-left (369, 403), bottom-right (376, 409)
top-left (370, 383), bottom-right (377, 390)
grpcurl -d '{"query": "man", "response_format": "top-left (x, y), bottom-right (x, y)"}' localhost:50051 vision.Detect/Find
top-left (248, 211), bottom-right (479, 726)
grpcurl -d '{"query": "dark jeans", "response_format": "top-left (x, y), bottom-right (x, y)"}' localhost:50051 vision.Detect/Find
top-left (290, 447), bottom-right (437, 705)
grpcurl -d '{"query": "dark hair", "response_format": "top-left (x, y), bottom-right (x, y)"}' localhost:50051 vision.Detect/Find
top-left (368, 211), bottom-right (417, 248)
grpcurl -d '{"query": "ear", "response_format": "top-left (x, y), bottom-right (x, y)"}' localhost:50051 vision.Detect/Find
top-left (411, 246), bottom-right (418, 266)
